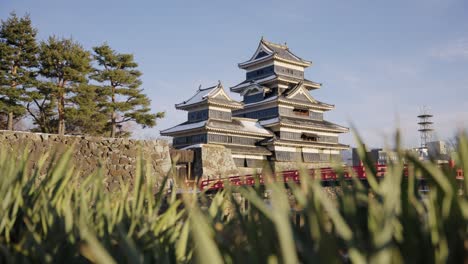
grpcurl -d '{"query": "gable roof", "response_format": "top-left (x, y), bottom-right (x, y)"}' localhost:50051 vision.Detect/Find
top-left (284, 81), bottom-right (317, 104)
top-left (176, 81), bottom-right (243, 110)
top-left (239, 38), bottom-right (312, 69)
top-left (240, 83), bottom-right (268, 96)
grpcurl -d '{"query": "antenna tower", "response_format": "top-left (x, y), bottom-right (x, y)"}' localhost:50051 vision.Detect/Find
top-left (417, 106), bottom-right (433, 149)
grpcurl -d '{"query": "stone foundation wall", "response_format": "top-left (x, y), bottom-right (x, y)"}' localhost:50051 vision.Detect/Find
top-left (192, 144), bottom-right (240, 179)
top-left (190, 145), bottom-right (335, 180)
top-left (0, 130), bottom-right (172, 191)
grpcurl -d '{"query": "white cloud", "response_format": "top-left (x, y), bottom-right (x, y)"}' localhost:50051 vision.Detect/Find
top-left (430, 38), bottom-right (468, 60)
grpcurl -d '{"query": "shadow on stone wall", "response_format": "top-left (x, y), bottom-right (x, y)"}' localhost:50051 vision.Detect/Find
top-left (0, 130), bottom-right (172, 192)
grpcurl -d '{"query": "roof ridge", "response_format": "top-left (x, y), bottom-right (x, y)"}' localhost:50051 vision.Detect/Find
top-left (176, 83), bottom-right (220, 107)
top-left (199, 84), bottom-right (218, 91)
top-left (261, 38), bottom-right (288, 49)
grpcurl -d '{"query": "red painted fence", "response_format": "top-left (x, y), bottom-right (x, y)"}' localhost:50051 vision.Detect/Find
top-left (199, 164), bottom-right (464, 191)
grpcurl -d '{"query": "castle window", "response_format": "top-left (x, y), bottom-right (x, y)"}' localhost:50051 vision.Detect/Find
top-left (293, 108), bottom-right (309, 116)
top-left (309, 111), bottom-right (323, 120)
top-left (282, 68), bottom-right (294, 75)
top-left (301, 133), bottom-right (318, 142)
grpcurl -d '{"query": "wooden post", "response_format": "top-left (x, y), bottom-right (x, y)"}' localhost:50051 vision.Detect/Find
top-left (188, 162), bottom-right (191, 181)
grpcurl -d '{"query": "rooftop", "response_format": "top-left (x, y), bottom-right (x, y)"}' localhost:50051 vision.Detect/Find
top-left (160, 117), bottom-right (273, 137)
top-left (239, 38), bottom-right (312, 69)
top-left (176, 81), bottom-right (243, 110)
top-left (259, 116), bottom-right (349, 133)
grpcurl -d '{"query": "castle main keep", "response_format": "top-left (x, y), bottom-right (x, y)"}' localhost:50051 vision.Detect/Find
top-left (161, 38), bottom-right (348, 178)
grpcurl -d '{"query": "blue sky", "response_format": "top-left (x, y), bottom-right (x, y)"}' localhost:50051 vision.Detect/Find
top-left (2, 0), bottom-right (468, 147)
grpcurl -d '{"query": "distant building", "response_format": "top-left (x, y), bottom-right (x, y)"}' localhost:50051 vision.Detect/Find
top-left (427, 140), bottom-right (450, 162)
top-left (369, 149), bottom-right (398, 165)
top-left (352, 147), bottom-right (362, 166)
top-left (427, 140), bottom-right (447, 157)
top-left (161, 38), bottom-right (349, 175)
top-left (352, 147), bottom-right (398, 166)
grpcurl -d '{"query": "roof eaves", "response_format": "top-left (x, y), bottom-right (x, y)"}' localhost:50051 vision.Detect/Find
top-left (238, 53), bottom-right (275, 68)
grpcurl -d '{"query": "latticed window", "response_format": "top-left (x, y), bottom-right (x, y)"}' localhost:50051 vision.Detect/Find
top-left (318, 136), bottom-right (338, 143)
top-left (191, 134), bottom-right (206, 144)
top-left (173, 137), bottom-right (187, 145)
top-left (280, 131), bottom-right (300, 140)
top-left (276, 151), bottom-right (301, 162)
top-left (302, 152), bottom-right (336, 162)
top-left (208, 134), bottom-right (232, 143)
top-left (303, 153), bottom-right (320, 162)
top-left (309, 111), bottom-right (323, 120)
top-left (244, 107), bottom-right (278, 119)
top-left (209, 110), bottom-right (231, 121)
top-left (188, 109), bottom-right (209, 122)
top-left (231, 137), bottom-right (256, 145)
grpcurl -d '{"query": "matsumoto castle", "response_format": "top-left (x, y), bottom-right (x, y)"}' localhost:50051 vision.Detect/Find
top-left (161, 38), bottom-right (349, 174)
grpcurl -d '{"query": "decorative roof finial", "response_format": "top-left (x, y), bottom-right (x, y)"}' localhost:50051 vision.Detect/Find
top-left (198, 84), bottom-right (202, 91)
top-left (217, 80), bottom-right (222, 88)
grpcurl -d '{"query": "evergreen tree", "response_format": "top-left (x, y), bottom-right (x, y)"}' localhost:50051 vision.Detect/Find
top-left (37, 37), bottom-right (92, 135)
top-left (25, 80), bottom-right (53, 133)
top-left (66, 84), bottom-right (107, 135)
top-left (0, 13), bottom-right (38, 130)
top-left (92, 44), bottom-right (164, 138)
top-left (25, 82), bottom-right (57, 133)
top-left (0, 115), bottom-right (6, 129)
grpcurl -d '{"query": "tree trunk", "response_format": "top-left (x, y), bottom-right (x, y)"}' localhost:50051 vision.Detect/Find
top-left (9, 66), bottom-right (17, 131)
top-left (7, 112), bottom-right (13, 130)
top-left (57, 82), bottom-right (65, 135)
top-left (58, 97), bottom-right (65, 135)
top-left (110, 112), bottom-right (116, 138)
top-left (110, 88), bottom-right (116, 138)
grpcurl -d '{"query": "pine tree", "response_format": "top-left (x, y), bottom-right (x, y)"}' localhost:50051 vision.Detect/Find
top-left (0, 13), bottom-right (38, 130)
top-left (25, 81), bottom-right (57, 133)
top-left (92, 44), bottom-right (164, 138)
top-left (66, 84), bottom-right (107, 135)
top-left (37, 37), bottom-right (92, 135)
top-left (0, 115), bottom-right (6, 129)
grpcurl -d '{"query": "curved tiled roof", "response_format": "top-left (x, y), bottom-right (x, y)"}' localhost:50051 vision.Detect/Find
top-left (270, 139), bottom-right (349, 150)
top-left (176, 82), bottom-right (243, 110)
top-left (207, 118), bottom-right (273, 137)
top-left (160, 117), bottom-right (273, 138)
top-left (239, 38), bottom-right (312, 68)
top-left (260, 38), bottom-right (311, 65)
top-left (259, 116), bottom-right (349, 133)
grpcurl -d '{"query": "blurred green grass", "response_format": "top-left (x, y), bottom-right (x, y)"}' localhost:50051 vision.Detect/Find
top-left (0, 132), bottom-right (467, 263)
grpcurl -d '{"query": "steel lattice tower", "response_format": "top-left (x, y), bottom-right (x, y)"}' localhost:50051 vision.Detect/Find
top-left (417, 106), bottom-right (433, 150)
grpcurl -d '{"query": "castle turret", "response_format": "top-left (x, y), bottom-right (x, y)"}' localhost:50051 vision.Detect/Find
top-left (160, 82), bottom-right (272, 168)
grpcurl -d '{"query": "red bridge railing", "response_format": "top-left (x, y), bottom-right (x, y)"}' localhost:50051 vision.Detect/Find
top-left (199, 164), bottom-right (464, 191)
